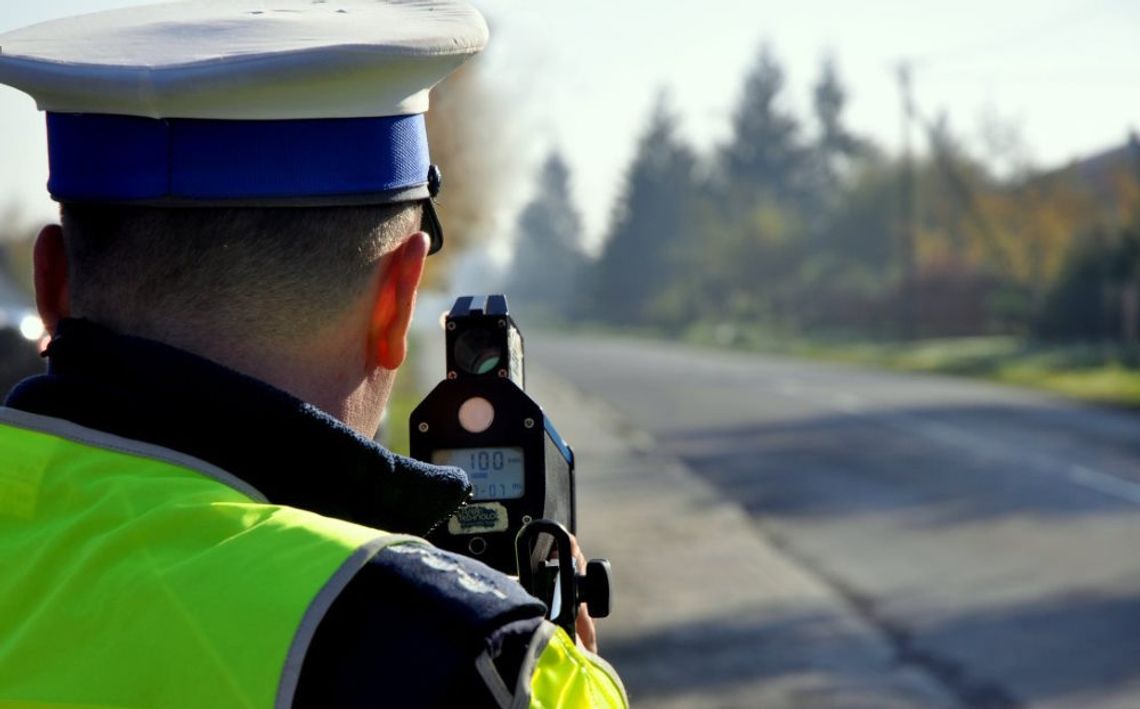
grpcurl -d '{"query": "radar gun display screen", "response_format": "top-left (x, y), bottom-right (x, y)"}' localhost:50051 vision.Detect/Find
top-left (432, 447), bottom-right (525, 500)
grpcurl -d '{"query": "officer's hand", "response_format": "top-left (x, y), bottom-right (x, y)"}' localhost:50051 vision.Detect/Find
top-left (568, 534), bottom-right (598, 654)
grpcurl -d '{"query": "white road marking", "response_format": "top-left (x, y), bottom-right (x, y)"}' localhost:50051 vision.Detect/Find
top-left (775, 379), bottom-right (804, 397)
top-left (1068, 465), bottom-right (1140, 505)
top-left (831, 392), bottom-right (865, 413)
top-left (805, 383), bottom-right (1140, 509)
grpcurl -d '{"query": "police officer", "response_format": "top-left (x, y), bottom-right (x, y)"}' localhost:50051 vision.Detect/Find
top-left (0, 2), bottom-right (626, 706)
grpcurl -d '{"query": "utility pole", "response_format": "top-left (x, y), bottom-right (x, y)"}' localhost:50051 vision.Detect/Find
top-left (896, 61), bottom-right (918, 339)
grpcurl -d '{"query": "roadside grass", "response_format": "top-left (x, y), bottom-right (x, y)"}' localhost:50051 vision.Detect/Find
top-left (996, 361), bottom-right (1140, 406)
top-left (565, 320), bottom-right (1140, 409)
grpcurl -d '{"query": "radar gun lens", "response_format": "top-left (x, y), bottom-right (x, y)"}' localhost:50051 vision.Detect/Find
top-left (453, 328), bottom-right (503, 375)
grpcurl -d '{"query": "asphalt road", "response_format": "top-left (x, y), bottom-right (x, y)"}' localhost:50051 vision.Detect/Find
top-left (527, 332), bottom-right (1140, 709)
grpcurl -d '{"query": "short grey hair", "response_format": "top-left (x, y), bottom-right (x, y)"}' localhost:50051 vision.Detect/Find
top-left (60, 202), bottom-right (422, 346)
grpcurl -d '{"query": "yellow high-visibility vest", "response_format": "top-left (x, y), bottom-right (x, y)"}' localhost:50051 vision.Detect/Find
top-left (0, 407), bottom-right (412, 708)
top-left (0, 408), bottom-right (627, 708)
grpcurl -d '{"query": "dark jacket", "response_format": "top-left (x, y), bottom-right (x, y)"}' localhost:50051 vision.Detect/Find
top-left (4, 318), bottom-right (547, 707)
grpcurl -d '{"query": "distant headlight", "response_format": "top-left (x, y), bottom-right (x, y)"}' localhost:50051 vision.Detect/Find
top-left (18, 314), bottom-right (44, 342)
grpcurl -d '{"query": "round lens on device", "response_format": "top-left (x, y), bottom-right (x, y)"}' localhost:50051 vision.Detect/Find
top-left (458, 396), bottom-right (495, 433)
top-left (453, 328), bottom-right (503, 375)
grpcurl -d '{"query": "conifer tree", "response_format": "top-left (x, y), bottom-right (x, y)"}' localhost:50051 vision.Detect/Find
top-left (506, 151), bottom-right (587, 317)
top-left (720, 45), bottom-right (805, 202)
top-left (590, 94), bottom-right (696, 324)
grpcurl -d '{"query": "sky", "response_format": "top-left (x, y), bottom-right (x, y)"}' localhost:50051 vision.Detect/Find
top-left (1, 0), bottom-right (1138, 254)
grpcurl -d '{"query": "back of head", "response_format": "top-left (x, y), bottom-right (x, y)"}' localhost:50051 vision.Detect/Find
top-left (60, 202), bottom-right (421, 349)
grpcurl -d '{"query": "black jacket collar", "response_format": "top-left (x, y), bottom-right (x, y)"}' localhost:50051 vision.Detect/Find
top-left (5, 318), bottom-right (470, 535)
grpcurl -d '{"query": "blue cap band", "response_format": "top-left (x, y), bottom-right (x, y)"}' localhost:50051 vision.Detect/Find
top-left (46, 113), bottom-right (431, 204)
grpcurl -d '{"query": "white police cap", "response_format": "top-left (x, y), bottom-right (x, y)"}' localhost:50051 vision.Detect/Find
top-left (0, 0), bottom-right (489, 253)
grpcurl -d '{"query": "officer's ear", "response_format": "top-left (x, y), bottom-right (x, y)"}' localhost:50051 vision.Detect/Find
top-left (33, 224), bottom-right (69, 335)
top-left (369, 231), bottom-right (430, 370)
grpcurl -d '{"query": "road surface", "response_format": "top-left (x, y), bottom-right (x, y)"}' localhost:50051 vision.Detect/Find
top-left (527, 332), bottom-right (1140, 708)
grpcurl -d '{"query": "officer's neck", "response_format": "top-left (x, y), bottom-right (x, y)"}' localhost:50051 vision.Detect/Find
top-left (79, 310), bottom-right (392, 439)
top-left (160, 328), bottom-right (392, 439)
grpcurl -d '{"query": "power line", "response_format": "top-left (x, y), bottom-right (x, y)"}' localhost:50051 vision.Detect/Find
top-left (909, 0), bottom-right (1112, 69)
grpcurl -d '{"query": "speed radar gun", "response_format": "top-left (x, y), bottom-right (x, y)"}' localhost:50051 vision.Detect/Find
top-left (410, 295), bottom-right (612, 639)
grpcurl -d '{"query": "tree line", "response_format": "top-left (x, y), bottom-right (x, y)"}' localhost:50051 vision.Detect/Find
top-left (507, 46), bottom-right (1140, 343)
